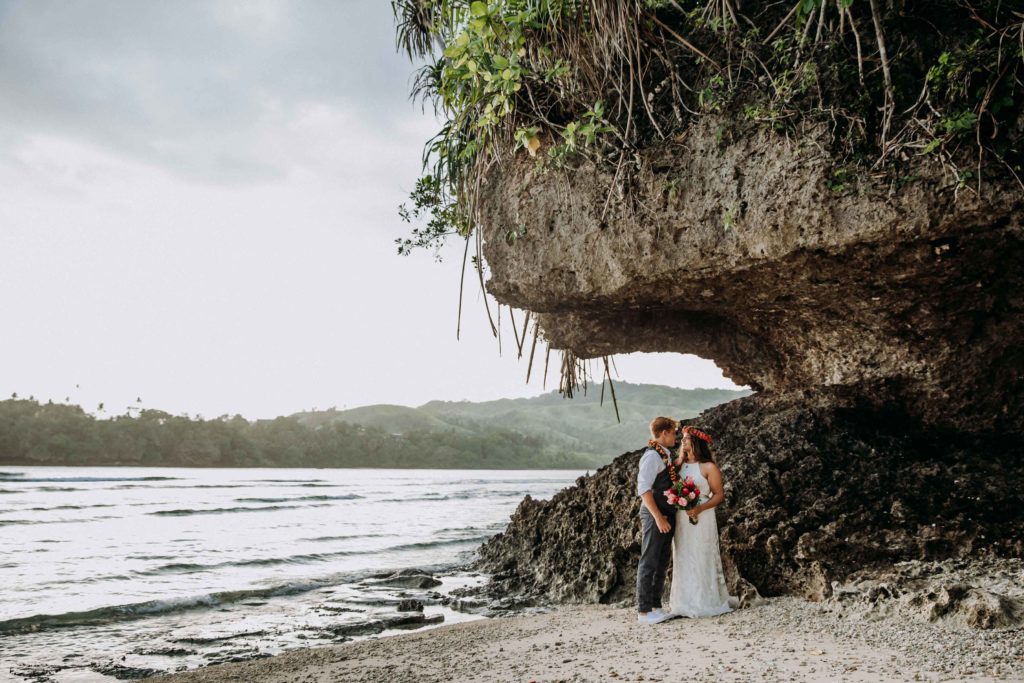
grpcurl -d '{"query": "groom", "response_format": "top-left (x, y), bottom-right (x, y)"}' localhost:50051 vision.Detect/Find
top-left (636, 416), bottom-right (679, 625)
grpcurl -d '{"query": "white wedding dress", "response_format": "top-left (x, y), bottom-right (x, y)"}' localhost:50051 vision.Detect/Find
top-left (669, 462), bottom-right (735, 618)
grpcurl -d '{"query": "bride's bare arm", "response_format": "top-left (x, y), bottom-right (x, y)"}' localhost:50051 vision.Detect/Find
top-left (691, 463), bottom-right (725, 517)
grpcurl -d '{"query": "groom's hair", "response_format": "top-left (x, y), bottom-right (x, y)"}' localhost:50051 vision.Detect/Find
top-left (649, 416), bottom-right (676, 436)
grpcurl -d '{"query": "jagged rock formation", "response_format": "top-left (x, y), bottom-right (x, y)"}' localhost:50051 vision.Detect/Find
top-left (826, 557), bottom-right (1024, 630)
top-left (477, 390), bottom-right (1024, 605)
top-left (479, 117), bottom-right (1023, 434)
top-left (473, 109), bottom-right (1024, 603)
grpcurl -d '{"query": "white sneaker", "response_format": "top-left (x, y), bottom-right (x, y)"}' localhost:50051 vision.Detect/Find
top-left (649, 610), bottom-right (672, 624)
top-left (637, 611), bottom-right (671, 625)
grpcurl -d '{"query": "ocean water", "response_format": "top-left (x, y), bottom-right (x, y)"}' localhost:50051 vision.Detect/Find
top-left (0, 467), bottom-right (582, 681)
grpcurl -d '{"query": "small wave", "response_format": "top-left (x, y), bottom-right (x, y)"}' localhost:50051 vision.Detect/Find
top-left (252, 479), bottom-right (326, 483)
top-left (148, 562), bottom-right (208, 573)
top-left (446, 477), bottom-right (567, 485)
top-left (26, 503), bottom-right (118, 512)
top-left (34, 573), bottom-right (137, 588)
top-left (113, 483), bottom-right (251, 490)
top-left (148, 503), bottom-right (329, 517)
top-left (387, 537), bottom-right (492, 553)
top-left (137, 537), bottom-right (487, 576)
top-left (182, 484), bottom-right (250, 489)
top-left (436, 523), bottom-right (507, 535)
top-left (37, 486), bottom-right (79, 492)
top-left (0, 472), bottom-right (24, 477)
top-left (300, 533), bottom-right (394, 543)
top-left (0, 515), bottom-right (118, 526)
top-left (403, 490), bottom-right (524, 502)
top-left (0, 489), bottom-right (17, 494)
top-left (234, 494), bottom-right (363, 504)
top-left (138, 551), bottom-right (360, 575)
top-left (0, 476), bottom-right (180, 483)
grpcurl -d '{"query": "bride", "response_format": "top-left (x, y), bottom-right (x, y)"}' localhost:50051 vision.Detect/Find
top-left (669, 426), bottom-right (736, 618)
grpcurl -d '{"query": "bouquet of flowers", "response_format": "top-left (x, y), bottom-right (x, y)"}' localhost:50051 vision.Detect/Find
top-left (665, 476), bottom-right (702, 525)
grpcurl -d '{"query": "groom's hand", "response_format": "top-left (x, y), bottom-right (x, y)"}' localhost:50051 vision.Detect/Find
top-left (656, 515), bottom-right (671, 534)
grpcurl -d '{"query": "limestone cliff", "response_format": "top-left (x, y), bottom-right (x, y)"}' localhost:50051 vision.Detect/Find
top-left (479, 117), bottom-right (1023, 434)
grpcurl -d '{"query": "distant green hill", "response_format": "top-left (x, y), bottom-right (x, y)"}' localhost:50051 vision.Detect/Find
top-left (292, 383), bottom-right (750, 464)
top-left (0, 383), bottom-right (749, 469)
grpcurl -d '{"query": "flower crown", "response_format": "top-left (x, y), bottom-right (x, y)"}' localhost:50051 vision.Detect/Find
top-left (681, 425), bottom-right (713, 445)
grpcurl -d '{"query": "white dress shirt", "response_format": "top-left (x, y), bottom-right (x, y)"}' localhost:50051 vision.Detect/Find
top-left (636, 447), bottom-right (667, 497)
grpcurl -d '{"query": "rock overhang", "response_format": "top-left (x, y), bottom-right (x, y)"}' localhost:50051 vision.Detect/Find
top-left (478, 118), bottom-right (1024, 433)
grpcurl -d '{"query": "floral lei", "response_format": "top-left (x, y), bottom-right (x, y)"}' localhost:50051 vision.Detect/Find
top-left (647, 440), bottom-right (678, 484)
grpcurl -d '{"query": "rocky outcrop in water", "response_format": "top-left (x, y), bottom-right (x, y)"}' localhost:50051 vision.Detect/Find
top-left (477, 389), bottom-right (1024, 605)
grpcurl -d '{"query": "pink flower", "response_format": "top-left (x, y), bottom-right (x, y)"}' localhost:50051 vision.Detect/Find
top-left (688, 492), bottom-right (697, 500)
top-left (680, 499), bottom-right (688, 507)
top-left (666, 493), bottom-right (678, 505)
top-left (684, 477), bottom-right (695, 486)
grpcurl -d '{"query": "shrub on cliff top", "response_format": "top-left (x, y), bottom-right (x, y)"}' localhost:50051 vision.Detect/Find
top-left (393, 0), bottom-right (1024, 256)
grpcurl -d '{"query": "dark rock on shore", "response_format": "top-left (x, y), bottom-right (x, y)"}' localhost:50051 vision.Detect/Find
top-left (131, 646), bottom-right (197, 657)
top-left (174, 630), bottom-right (267, 645)
top-left (368, 569), bottom-right (443, 590)
top-left (396, 599), bottom-right (424, 612)
top-left (8, 664), bottom-right (62, 683)
top-left (91, 661), bottom-right (162, 680)
top-left (324, 612), bottom-right (444, 638)
top-left (477, 389), bottom-right (1024, 604)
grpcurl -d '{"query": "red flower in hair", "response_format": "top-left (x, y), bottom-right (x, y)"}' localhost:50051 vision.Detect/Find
top-left (681, 426), bottom-right (713, 444)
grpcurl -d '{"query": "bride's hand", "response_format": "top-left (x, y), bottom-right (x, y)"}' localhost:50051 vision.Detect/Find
top-left (686, 507), bottom-right (700, 522)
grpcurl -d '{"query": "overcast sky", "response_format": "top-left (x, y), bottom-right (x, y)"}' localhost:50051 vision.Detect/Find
top-left (0, 0), bottom-right (737, 419)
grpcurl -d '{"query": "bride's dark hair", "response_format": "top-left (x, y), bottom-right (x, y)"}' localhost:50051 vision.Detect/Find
top-left (686, 433), bottom-right (715, 463)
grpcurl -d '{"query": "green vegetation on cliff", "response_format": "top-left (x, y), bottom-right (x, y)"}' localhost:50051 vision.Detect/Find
top-left (0, 383), bottom-right (747, 469)
top-left (394, 0), bottom-right (1023, 255)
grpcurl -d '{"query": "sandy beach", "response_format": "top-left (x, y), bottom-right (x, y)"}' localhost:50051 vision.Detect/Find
top-left (149, 597), bottom-right (1024, 683)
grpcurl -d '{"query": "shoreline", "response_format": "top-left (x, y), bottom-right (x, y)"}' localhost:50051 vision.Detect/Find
top-left (148, 598), bottom-right (1023, 683)
top-left (0, 467), bottom-right (577, 682)
top-left (2, 567), bottom-right (494, 682)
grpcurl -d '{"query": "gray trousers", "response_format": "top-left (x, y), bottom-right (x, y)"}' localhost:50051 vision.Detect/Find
top-left (636, 507), bottom-right (674, 612)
